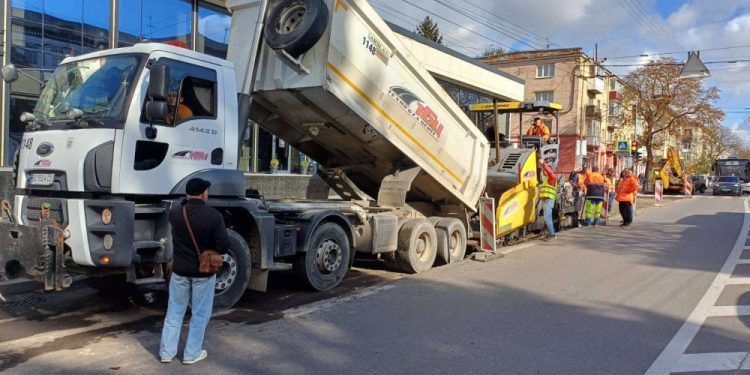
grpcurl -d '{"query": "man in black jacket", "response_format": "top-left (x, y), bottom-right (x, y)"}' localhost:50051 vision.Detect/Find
top-left (160, 178), bottom-right (228, 365)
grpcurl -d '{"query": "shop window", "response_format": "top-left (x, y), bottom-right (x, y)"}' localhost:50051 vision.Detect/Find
top-left (197, 1), bottom-right (231, 59)
top-left (118, 0), bottom-right (192, 48)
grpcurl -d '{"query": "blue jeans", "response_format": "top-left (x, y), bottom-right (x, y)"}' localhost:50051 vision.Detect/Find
top-left (542, 198), bottom-right (555, 236)
top-left (160, 273), bottom-right (216, 361)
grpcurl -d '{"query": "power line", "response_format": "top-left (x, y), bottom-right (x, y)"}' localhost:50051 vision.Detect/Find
top-left (400, 0), bottom-right (515, 51)
top-left (618, 0), bottom-right (672, 47)
top-left (437, 0), bottom-right (549, 49)
top-left (458, 0), bottom-right (556, 47)
top-left (624, 0), bottom-right (680, 47)
top-left (604, 43), bottom-right (750, 61)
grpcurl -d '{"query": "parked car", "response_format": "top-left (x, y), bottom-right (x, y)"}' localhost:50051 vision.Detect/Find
top-left (742, 180), bottom-right (750, 195)
top-left (706, 175), bottom-right (716, 189)
top-left (713, 176), bottom-right (742, 196)
top-left (689, 175), bottom-right (707, 194)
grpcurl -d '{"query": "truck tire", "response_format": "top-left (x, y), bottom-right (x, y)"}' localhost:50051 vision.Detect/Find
top-left (294, 222), bottom-right (351, 291)
top-left (265, 0), bottom-right (329, 58)
top-left (213, 229), bottom-right (251, 309)
top-left (396, 219), bottom-right (437, 273)
top-left (435, 218), bottom-right (467, 264)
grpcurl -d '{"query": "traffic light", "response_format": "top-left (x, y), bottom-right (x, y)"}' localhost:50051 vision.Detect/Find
top-left (631, 140), bottom-right (639, 156)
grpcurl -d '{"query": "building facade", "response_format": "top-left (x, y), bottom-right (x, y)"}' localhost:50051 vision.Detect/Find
top-left (483, 48), bottom-right (634, 176)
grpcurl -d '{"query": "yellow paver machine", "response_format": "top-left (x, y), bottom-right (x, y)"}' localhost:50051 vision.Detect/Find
top-left (469, 101), bottom-right (572, 243)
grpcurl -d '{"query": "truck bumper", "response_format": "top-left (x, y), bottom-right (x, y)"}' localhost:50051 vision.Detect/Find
top-left (0, 220), bottom-right (70, 291)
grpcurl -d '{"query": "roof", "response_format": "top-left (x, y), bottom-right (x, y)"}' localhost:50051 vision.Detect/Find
top-left (386, 22), bottom-right (524, 85)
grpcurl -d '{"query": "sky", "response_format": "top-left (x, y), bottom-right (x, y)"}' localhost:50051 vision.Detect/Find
top-left (370, 0), bottom-right (750, 144)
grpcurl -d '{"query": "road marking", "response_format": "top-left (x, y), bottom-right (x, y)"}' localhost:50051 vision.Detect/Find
top-left (282, 284), bottom-right (395, 319)
top-left (672, 352), bottom-right (750, 372)
top-left (645, 198), bottom-right (750, 375)
top-left (737, 259), bottom-right (750, 264)
top-left (707, 305), bottom-right (750, 316)
top-left (726, 277), bottom-right (750, 284)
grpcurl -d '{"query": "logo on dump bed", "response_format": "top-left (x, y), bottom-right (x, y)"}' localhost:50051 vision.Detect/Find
top-left (388, 86), bottom-right (445, 140)
top-left (33, 159), bottom-right (52, 167)
top-left (172, 151), bottom-right (208, 161)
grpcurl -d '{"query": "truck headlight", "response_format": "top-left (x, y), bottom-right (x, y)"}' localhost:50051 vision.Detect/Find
top-left (103, 234), bottom-right (114, 250)
top-left (102, 208), bottom-right (112, 225)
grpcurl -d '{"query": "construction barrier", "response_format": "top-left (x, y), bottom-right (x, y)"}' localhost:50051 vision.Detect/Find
top-left (685, 181), bottom-right (692, 198)
top-left (655, 180), bottom-right (663, 206)
top-left (479, 197), bottom-right (496, 252)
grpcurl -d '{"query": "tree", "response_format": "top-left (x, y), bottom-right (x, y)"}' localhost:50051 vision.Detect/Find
top-left (416, 16), bottom-right (443, 44)
top-left (622, 57), bottom-right (724, 188)
top-left (481, 45), bottom-right (506, 58)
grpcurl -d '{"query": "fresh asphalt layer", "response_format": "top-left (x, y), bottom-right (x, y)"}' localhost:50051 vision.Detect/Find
top-left (0, 195), bottom-right (748, 374)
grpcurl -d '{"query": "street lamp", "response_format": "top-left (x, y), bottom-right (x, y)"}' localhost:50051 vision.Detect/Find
top-left (679, 51), bottom-right (711, 79)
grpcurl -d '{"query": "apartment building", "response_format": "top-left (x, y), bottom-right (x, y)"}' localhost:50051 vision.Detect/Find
top-left (483, 48), bottom-right (631, 175)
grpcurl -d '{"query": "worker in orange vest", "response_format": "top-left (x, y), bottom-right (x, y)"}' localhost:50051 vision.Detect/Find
top-left (526, 117), bottom-right (551, 142)
top-left (604, 168), bottom-right (616, 212)
top-left (616, 169), bottom-right (639, 227)
top-left (583, 166), bottom-right (607, 226)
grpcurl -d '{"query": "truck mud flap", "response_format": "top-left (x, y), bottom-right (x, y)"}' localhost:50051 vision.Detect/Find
top-left (0, 222), bottom-right (68, 291)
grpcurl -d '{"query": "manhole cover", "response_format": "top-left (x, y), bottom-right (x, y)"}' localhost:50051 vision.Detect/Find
top-left (0, 293), bottom-right (47, 308)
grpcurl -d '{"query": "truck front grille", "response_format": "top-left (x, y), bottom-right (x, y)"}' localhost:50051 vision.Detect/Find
top-left (25, 198), bottom-right (66, 226)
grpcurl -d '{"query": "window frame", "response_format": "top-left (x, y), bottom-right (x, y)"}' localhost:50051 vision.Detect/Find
top-left (534, 91), bottom-right (554, 102)
top-left (536, 63), bottom-right (555, 78)
top-left (142, 57), bottom-right (219, 126)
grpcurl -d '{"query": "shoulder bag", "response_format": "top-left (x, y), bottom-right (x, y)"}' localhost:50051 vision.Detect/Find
top-left (182, 206), bottom-right (223, 274)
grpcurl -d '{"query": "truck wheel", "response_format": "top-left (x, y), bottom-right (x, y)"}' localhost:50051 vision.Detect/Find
top-left (213, 229), bottom-right (251, 309)
top-left (294, 222), bottom-right (351, 291)
top-left (435, 218), bottom-right (467, 264)
top-left (265, 0), bottom-right (329, 58)
top-left (397, 219), bottom-right (437, 273)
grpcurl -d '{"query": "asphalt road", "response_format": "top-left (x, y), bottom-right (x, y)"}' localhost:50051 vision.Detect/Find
top-left (0, 195), bottom-right (748, 374)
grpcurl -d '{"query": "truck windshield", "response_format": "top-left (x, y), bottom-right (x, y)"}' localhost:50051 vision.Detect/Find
top-left (30, 54), bottom-right (144, 130)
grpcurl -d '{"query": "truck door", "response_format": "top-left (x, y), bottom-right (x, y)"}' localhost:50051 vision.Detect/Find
top-left (116, 56), bottom-right (225, 195)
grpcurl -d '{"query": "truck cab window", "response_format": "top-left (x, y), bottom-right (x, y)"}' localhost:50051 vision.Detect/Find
top-left (142, 58), bottom-right (217, 126)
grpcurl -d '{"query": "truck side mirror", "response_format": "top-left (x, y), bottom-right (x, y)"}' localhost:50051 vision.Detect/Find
top-left (1, 64), bottom-right (19, 83)
top-left (148, 64), bottom-right (170, 100)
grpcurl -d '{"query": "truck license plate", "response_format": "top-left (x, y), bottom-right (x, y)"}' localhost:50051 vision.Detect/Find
top-left (29, 173), bottom-right (54, 185)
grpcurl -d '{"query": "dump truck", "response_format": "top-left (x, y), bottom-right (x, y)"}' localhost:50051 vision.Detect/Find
top-left (0, 0), bottom-right (496, 308)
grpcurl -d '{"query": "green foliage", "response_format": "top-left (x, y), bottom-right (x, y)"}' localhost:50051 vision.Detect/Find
top-left (415, 16), bottom-right (443, 44)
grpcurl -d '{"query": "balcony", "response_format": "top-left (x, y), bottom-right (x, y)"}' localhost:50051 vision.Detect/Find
top-left (585, 105), bottom-right (602, 119)
top-left (586, 135), bottom-right (602, 148)
top-left (607, 117), bottom-right (621, 130)
top-left (609, 90), bottom-right (623, 101)
top-left (588, 77), bottom-right (605, 94)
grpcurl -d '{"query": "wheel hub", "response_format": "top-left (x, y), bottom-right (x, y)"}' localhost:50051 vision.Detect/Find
top-left (215, 253), bottom-right (237, 294)
top-left (316, 239), bottom-right (342, 274)
top-left (276, 3), bottom-right (306, 35)
top-left (416, 233), bottom-right (430, 260)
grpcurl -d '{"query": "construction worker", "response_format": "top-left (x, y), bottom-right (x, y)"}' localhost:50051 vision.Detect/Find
top-left (538, 158), bottom-right (557, 240)
top-left (605, 168), bottom-right (616, 212)
top-left (616, 169), bottom-right (639, 227)
top-left (526, 117), bottom-right (550, 142)
top-left (583, 165), bottom-right (607, 226)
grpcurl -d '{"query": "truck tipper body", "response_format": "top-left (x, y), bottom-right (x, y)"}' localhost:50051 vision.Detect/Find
top-left (0, 0), bottom-right (500, 307)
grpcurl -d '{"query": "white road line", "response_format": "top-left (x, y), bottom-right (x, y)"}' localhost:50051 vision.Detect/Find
top-left (672, 352), bottom-right (750, 372)
top-left (726, 277), bottom-right (750, 285)
top-left (645, 198), bottom-right (750, 375)
top-left (282, 284), bottom-right (395, 319)
top-left (707, 305), bottom-right (750, 317)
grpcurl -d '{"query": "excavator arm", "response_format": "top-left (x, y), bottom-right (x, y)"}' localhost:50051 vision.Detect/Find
top-left (659, 146), bottom-right (686, 191)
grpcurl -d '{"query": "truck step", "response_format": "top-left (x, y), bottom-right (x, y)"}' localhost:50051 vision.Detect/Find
top-left (269, 262), bottom-right (293, 271)
top-left (134, 277), bottom-right (165, 285)
top-left (135, 206), bottom-right (167, 215)
top-left (133, 240), bottom-right (164, 250)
